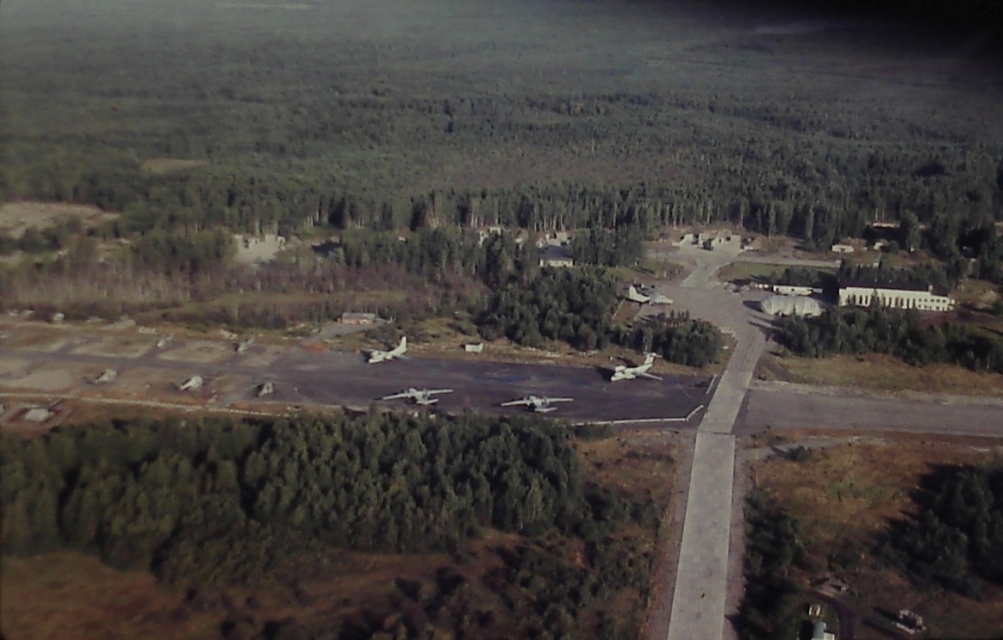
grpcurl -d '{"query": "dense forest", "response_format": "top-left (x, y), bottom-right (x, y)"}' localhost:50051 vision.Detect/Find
top-left (884, 464), bottom-right (1003, 598)
top-left (1, 412), bottom-right (660, 639)
top-left (735, 491), bottom-right (808, 640)
top-left (776, 307), bottom-right (1003, 373)
top-left (2, 1), bottom-right (1002, 261)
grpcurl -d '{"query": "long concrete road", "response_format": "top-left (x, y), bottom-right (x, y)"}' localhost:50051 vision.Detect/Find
top-left (659, 244), bottom-right (769, 640)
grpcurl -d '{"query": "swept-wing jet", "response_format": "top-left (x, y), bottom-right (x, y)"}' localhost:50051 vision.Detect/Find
top-left (610, 353), bottom-right (662, 382)
top-left (179, 375), bottom-right (204, 391)
top-left (500, 395), bottom-right (573, 413)
top-left (380, 387), bottom-right (453, 406)
top-left (625, 284), bottom-right (651, 304)
top-left (367, 337), bottom-right (408, 363)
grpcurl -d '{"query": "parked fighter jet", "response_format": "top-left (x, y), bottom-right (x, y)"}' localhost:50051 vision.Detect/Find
top-left (624, 284), bottom-right (651, 304)
top-left (256, 381), bottom-right (275, 397)
top-left (380, 387), bottom-right (453, 406)
top-left (367, 337), bottom-right (408, 363)
top-left (179, 375), bottom-right (204, 391)
top-left (500, 395), bottom-right (573, 413)
top-left (624, 284), bottom-right (672, 305)
top-left (610, 353), bottom-right (662, 382)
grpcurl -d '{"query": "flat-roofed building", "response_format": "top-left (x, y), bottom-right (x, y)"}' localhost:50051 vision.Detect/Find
top-left (838, 279), bottom-right (955, 312)
top-left (340, 312), bottom-right (377, 325)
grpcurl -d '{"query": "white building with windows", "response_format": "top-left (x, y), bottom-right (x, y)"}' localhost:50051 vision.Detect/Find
top-left (838, 279), bottom-right (955, 312)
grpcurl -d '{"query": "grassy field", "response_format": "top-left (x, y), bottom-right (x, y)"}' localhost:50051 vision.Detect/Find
top-left (757, 351), bottom-right (1003, 397)
top-left (748, 432), bottom-right (1003, 639)
top-left (1, 428), bottom-right (679, 640)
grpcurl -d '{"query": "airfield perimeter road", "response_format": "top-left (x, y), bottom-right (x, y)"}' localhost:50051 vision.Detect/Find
top-left (0, 342), bottom-right (713, 425)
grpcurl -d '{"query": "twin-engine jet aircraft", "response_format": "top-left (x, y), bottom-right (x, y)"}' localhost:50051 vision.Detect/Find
top-left (367, 337), bottom-right (408, 363)
top-left (381, 387), bottom-right (453, 406)
top-left (500, 395), bottom-right (573, 413)
top-left (610, 353), bottom-right (662, 382)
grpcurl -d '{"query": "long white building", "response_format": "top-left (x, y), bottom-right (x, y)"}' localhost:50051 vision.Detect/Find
top-left (838, 279), bottom-right (955, 312)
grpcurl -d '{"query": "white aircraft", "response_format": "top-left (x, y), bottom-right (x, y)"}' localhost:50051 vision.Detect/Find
top-left (94, 369), bottom-right (117, 384)
top-left (179, 375), bottom-right (204, 391)
top-left (257, 381), bottom-right (275, 397)
top-left (610, 353), bottom-right (662, 382)
top-left (367, 337), bottom-right (408, 363)
top-left (625, 284), bottom-right (652, 304)
top-left (381, 387), bottom-right (453, 406)
top-left (236, 335), bottom-right (255, 353)
top-left (500, 395), bottom-right (573, 413)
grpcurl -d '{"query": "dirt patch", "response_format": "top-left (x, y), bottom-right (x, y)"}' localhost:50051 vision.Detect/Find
top-left (70, 336), bottom-right (154, 359)
top-left (0, 202), bottom-right (117, 238)
top-left (157, 340), bottom-right (235, 364)
top-left (0, 363), bottom-right (90, 392)
top-left (234, 345), bottom-right (285, 368)
top-left (0, 356), bottom-right (31, 377)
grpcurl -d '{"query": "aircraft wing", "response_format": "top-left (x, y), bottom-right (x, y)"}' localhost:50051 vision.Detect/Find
top-left (381, 391), bottom-right (413, 400)
top-left (638, 372), bottom-right (663, 381)
top-left (542, 397), bottom-right (573, 403)
top-left (426, 389), bottom-right (454, 395)
top-left (501, 399), bottom-right (531, 406)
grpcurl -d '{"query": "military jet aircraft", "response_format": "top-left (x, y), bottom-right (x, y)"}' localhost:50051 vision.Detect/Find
top-left (367, 337), bottom-right (408, 363)
top-left (610, 353), bottom-right (662, 382)
top-left (179, 375), bottom-right (204, 391)
top-left (624, 284), bottom-right (652, 304)
top-left (380, 387), bottom-right (453, 406)
top-left (500, 395), bottom-right (573, 413)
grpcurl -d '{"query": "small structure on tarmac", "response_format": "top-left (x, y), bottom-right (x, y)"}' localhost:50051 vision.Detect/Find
top-left (340, 312), bottom-right (377, 325)
top-left (24, 407), bottom-right (54, 423)
top-left (95, 369), bottom-right (117, 384)
top-left (811, 621), bottom-right (835, 640)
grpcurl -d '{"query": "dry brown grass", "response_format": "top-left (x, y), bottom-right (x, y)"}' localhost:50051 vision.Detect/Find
top-left (758, 351), bottom-right (1003, 397)
top-left (750, 432), bottom-right (1003, 639)
top-left (0, 202), bottom-right (117, 238)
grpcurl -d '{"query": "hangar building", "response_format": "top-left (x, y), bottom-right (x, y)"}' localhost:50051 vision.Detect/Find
top-left (838, 279), bottom-right (954, 312)
top-left (760, 295), bottom-right (822, 317)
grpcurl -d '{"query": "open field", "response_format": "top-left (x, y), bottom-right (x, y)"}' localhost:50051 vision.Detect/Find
top-left (0, 202), bottom-right (117, 238)
top-left (756, 351), bottom-right (1003, 397)
top-left (747, 431), bottom-right (1003, 639)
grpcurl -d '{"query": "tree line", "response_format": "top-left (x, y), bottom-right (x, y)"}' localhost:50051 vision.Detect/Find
top-left (2, 413), bottom-right (593, 578)
top-left (477, 266), bottom-right (723, 365)
top-left (884, 463), bottom-right (1003, 599)
top-left (777, 307), bottom-right (1003, 373)
top-left (0, 411), bottom-right (663, 639)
